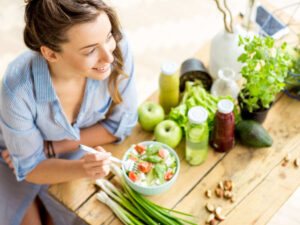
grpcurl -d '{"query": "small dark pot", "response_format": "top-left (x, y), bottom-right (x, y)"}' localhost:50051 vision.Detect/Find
top-left (238, 94), bottom-right (273, 124)
top-left (179, 58), bottom-right (212, 92)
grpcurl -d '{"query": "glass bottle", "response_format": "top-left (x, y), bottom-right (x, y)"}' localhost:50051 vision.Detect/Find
top-left (186, 106), bottom-right (209, 166)
top-left (210, 68), bottom-right (240, 100)
top-left (158, 62), bottom-right (179, 114)
top-left (212, 99), bottom-right (235, 152)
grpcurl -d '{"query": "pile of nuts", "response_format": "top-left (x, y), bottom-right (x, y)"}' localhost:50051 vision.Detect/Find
top-left (281, 153), bottom-right (299, 168)
top-left (205, 204), bottom-right (226, 225)
top-left (205, 180), bottom-right (235, 202)
top-left (204, 180), bottom-right (235, 224)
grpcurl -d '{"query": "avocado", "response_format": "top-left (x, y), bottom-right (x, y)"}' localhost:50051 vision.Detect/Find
top-left (236, 120), bottom-right (273, 147)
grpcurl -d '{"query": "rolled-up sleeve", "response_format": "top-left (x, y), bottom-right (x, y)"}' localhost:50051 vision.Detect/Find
top-left (101, 34), bottom-right (138, 143)
top-left (0, 81), bottom-right (46, 181)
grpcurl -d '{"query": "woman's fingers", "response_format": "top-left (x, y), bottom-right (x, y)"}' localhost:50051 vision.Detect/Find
top-left (1, 150), bottom-right (15, 170)
top-left (7, 159), bottom-right (14, 169)
top-left (83, 159), bottom-right (111, 169)
top-left (86, 165), bottom-right (110, 179)
top-left (92, 165), bottom-right (110, 179)
top-left (1, 149), bottom-right (9, 158)
top-left (94, 146), bottom-right (106, 152)
top-left (84, 152), bottom-right (111, 162)
top-left (82, 147), bottom-right (112, 179)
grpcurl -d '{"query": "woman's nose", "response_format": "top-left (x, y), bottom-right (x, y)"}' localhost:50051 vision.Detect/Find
top-left (99, 46), bottom-right (114, 64)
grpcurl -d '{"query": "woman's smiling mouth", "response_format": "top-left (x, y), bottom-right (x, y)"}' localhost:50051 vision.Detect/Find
top-left (93, 64), bottom-right (110, 73)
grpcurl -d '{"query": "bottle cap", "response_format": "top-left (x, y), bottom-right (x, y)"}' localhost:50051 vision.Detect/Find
top-left (217, 99), bottom-right (234, 114)
top-left (161, 62), bottom-right (178, 75)
top-left (188, 106), bottom-right (208, 124)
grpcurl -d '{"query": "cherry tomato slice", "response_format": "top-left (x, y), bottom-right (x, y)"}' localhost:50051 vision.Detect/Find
top-left (158, 148), bottom-right (167, 159)
top-left (164, 172), bottom-right (174, 181)
top-left (128, 171), bottom-right (140, 182)
top-left (135, 144), bottom-right (146, 154)
top-left (128, 157), bottom-right (138, 162)
top-left (138, 161), bottom-right (152, 173)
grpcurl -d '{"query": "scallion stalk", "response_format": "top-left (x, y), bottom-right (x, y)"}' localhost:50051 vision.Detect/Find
top-left (96, 179), bottom-right (149, 224)
top-left (108, 164), bottom-right (198, 225)
top-left (97, 191), bottom-right (135, 225)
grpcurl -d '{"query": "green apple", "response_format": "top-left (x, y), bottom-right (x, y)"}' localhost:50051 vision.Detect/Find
top-left (138, 102), bottom-right (165, 131)
top-left (154, 120), bottom-right (182, 148)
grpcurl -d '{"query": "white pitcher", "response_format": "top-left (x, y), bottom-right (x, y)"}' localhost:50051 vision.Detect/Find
top-left (209, 28), bottom-right (244, 80)
top-left (211, 68), bottom-right (239, 100)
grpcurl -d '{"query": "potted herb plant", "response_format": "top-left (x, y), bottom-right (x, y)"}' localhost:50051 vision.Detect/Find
top-left (237, 35), bottom-right (290, 123)
top-left (285, 45), bottom-right (300, 100)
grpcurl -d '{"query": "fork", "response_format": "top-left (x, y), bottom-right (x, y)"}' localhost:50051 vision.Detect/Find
top-left (78, 144), bottom-right (137, 171)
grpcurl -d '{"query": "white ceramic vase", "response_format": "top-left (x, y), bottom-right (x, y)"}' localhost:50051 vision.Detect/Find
top-left (211, 68), bottom-right (239, 100)
top-left (209, 28), bottom-right (244, 80)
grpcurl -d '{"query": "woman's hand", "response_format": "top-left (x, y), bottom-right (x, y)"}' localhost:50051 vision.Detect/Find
top-left (82, 146), bottom-right (111, 179)
top-left (1, 149), bottom-right (14, 170)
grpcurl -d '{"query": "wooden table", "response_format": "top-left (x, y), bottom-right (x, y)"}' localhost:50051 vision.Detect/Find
top-left (48, 3), bottom-right (300, 225)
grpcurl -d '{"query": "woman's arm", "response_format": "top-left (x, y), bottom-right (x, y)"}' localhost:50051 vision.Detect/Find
top-left (25, 146), bottom-right (111, 184)
top-left (53, 123), bottom-right (118, 154)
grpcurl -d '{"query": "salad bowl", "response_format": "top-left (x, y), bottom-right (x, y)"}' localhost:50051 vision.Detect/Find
top-left (122, 141), bottom-right (180, 195)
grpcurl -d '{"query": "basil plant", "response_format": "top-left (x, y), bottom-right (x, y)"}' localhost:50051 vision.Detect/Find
top-left (238, 35), bottom-right (290, 112)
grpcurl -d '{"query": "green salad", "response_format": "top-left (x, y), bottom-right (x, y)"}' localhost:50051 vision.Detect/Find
top-left (126, 143), bottom-right (177, 187)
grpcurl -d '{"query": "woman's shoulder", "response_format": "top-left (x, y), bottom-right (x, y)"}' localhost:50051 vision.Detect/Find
top-left (2, 50), bottom-right (39, 94)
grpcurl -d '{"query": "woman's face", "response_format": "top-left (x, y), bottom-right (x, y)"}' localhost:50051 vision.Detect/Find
top-left (56, 11), bottom-right (116, 81)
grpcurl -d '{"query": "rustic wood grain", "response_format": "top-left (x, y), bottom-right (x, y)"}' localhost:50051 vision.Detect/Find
top-left (172, 94), bottom-right (300, 224)
top-left (48, 178), bottom-right (95, 211)
top-left (48, 1), bottom-right (300, 224)
top-left (222, 146), bottom-right (300, 225)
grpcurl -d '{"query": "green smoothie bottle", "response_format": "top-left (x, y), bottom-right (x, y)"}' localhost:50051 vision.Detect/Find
top-left (186, 106), bottom-right (209, 166)
top-left (159, 62), bottom-right (179, 114)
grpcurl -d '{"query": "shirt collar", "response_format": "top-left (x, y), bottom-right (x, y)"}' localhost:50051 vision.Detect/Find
top-left (32, 54), bottom-right (56, 103)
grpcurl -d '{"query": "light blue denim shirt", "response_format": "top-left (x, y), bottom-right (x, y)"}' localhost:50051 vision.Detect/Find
top-left (0, 35), bottom-right (138, 181)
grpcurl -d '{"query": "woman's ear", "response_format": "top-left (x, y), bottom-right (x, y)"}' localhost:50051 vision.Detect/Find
top-left (40, 46), bottom-right (59, 62)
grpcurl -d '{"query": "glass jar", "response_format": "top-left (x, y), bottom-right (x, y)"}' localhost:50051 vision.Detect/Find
top-left (212, 99), bottom-right (235, 152)
top-left (186, 106), bottom-right (209, 166)
top-left (210, 68), bottom-right (240, 100)
top-left (158, 62), bottom-right (179, 114)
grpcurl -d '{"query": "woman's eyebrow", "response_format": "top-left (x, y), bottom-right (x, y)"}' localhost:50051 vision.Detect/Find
top-left (79, 29), bottom-right (112, 50)
top-left (79, 43), bottom-right (98, 50)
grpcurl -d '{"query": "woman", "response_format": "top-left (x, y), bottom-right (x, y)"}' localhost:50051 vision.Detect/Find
top-left (0, 0), bottom-right (137, 224)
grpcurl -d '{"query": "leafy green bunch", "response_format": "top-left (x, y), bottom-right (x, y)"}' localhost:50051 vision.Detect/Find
top-left (167, 80), bottom-right (239, 136)
top-left (238, 35), bottom-right (290, 112)
top-left (288, 46), bottom-right (300, 74)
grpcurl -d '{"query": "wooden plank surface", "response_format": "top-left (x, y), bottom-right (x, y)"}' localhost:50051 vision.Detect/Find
top-left (172, 94), bottom-right (300, 224)
top-left (75, 89), bottom-right (228, 224)
top-left (222, 145), bottom-right (300, 225)
top-left (48, 178), bottom-right (95, 212)
top-left (48, 1), bottom-right (300, 224)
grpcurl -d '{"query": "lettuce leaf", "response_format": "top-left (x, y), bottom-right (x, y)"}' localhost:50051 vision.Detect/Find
top-left (167, 80), bottom-right (240, 136)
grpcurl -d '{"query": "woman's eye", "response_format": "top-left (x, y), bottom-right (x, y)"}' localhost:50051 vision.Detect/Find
top-left (85, 48), bottom-right (96, 56)
top-left (107, 33), bottom-right (113, 40)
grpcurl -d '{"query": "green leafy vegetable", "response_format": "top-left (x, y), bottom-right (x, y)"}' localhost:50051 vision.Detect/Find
top-left (167, 80), bottom-right (240, 135)
top-left (144, 155), bottom-right (163, 163)
top-left (154, 164), bottom-right (166, 184)
top-left (146, 144), bottom-right (161, 155)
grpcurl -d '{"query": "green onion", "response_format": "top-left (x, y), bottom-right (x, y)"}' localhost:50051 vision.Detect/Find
top-left (95, 164), bottom-right (198, 225)
top-left (97, 191), bottom-right (137, 225)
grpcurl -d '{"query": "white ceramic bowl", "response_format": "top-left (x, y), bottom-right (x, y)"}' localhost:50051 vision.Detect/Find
top-left (122, 141), bottom-right (180, 196)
